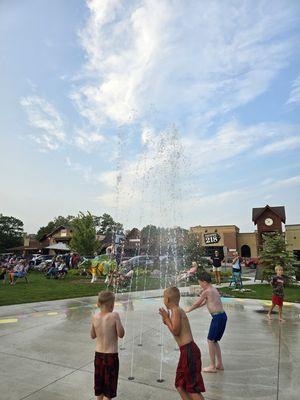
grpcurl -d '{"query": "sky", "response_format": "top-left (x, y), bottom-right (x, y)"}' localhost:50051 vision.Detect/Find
top-left (0, 0), bottom-right (300, 234)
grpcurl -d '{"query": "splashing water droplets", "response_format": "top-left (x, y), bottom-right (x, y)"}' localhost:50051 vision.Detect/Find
top-left (113, 123), bottom-right (186, 383)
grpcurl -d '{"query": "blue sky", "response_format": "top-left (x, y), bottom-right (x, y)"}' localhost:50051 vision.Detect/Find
top-left (0, 0), bottom-right (300, 233)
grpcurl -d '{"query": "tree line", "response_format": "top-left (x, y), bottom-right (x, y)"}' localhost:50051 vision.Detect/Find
top-left (0, 213), bottom-right (296, 281)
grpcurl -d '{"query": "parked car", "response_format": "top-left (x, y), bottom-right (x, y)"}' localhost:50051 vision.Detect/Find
top-left (30, 255), bottom-right (53, 267)
top-left (292, 261), bottom-right (300, 281)
top-left (29, 254), bottom-right (41, 264)
top-left (121, 255), bottom-right (155, 270)
top-left (244, 257), bottom-right (259, 269)
top-left (224, 255), bottom-right (234, 264)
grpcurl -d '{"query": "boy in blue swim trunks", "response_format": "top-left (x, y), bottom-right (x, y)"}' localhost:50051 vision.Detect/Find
top-left (186, 272), bottom-right (227, 373)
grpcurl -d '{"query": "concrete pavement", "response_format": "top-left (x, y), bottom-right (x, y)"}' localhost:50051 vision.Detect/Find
top-left (1, 290), bottom-right (300, 400)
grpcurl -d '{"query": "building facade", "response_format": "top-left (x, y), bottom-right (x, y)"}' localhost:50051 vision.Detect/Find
top-left (190, 205), bottom-right (299, 260)
top-left (285, 224), bottom-right (300, 260)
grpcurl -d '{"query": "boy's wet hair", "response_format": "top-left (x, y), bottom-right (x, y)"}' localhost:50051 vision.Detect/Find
top-left (197, 271), bottom-right (212, 283)
top-left (98, 290), bottom-right (115, 305)
top-left (164, 286), bottom-right (180, 304)
top-left (275, 265), bottom-right (283, 272)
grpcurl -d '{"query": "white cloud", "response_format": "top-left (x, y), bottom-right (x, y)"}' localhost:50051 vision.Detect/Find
top-left (74, 128), bottom-right (106, 152)
top-left (270, 175), bottom-right (300, 189)
top-left (71, 0), bottom-right (296, 131)
top-left (257, 136), bottom-right (300, 155)
top-left (20, 95), bottom-right (66, 151)
top-left (183, 121), bottom-right (298, 172)
top-left (287, 74), bottom-right (300, 106)
top-left (65, 157), bottom-right (98, 183)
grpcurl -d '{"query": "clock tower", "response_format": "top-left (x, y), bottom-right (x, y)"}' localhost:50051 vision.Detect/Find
top-left (252, 205), bottom-right (286, 248)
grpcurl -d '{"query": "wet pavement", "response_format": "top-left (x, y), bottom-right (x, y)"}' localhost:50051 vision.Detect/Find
top-left (0, 290), bottom-right (300, 400)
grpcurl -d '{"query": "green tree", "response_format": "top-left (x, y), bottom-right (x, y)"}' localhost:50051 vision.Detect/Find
top-left (260, 233), bottom-right (296, 283)
top-left (37, 215), bottom-right (75, 240)
top-left (140, 225), bottom-right (188, 260)
top-left (70, 212), bottom-right (101, 256)
top-left (0, 214), bottom-right (24, 252)
top-left (184, 233), bottom-right (208, 271)
top-left (97, 213), bottom-right (123, 236)
top-left (140, 225), bottom-right (160, 255)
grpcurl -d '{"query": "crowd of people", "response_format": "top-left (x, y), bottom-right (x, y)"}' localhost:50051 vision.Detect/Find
top-left (0, 249), bottom-right (246, 291)
top-left (0, 252), bottom-right (83, 285)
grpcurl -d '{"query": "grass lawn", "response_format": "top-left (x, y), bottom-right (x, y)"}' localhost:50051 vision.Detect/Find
top-left (0, 271), bottom-right (163, 306)
top-left (1, 272), bottom-right (299, 306)
top-left (219, 284), bottom-right (300, 303)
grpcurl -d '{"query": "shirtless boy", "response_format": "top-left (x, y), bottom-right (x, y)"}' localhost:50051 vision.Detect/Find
top-left (186, 272), bottom-right (227, 373)
top-left (91, 291), bottom-right (125, 400)
top-left (159, 286), bottom-right (205, 400)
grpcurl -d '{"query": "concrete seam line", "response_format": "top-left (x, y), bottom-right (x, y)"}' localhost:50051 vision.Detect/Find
top-left (0, 350), bottom-right (77, 370)
top-left (0, 321), bottom-right (53, 338)
top-left (118, 377), bottom-right (217, 400)
top-left (17, 359), bottom-right (93, 400)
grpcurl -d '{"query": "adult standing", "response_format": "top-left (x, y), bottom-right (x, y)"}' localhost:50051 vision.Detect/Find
top-left (232, 252), bottom-right (243, 288)
top-left (65, 253), bottom-right (71, 269)
top-left (211, 250), bottom-right (223, 285)
top-left (106, 244), bottom-right (114, 259)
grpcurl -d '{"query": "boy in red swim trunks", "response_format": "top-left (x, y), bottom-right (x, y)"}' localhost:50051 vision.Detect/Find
top-left (159, 286), bottom-right (205, 400)
top-left (91, 291), bottom-right (125, 399)
top-left (268, 266), bottom-right (285, 322)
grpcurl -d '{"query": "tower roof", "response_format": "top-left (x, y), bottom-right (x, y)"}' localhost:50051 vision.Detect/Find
top-left (252, 205), bottom-right (286, 224)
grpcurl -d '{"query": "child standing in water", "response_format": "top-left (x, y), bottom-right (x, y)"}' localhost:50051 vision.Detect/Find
top-left (91, 291), bottom-right (125, 400)
top-left (185, 272), bottom-right (227, 373)
top-left (268, 266), bottom-right (285, 322)
top-left (159, 286), bottom-right (205, 400)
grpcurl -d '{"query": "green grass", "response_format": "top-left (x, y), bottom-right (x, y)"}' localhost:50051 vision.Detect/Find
top-left (219, 284), bottom-right (300, 303)
top-left (0, 271), bottom-right (163, 306)
top-left (1, 272), bottom-right (299, 306)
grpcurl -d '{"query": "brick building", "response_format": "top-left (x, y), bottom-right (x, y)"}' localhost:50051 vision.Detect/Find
top-left (190, 205), bottom-right (300, 260)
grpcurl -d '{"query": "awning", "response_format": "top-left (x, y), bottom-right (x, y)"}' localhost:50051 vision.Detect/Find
top-left (45, 242), bottom-right (70, 251)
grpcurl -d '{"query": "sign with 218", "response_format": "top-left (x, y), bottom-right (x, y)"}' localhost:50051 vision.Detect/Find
top-left (204, 233), bottom-right (221, 244)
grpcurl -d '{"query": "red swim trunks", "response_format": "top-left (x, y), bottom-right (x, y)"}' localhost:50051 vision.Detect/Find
top-left (175, 341), bottom-right (205, 394)
top-left (94, 352), bottom-right (119, 398)
top-left (272, 295), bottom-right (283, 307)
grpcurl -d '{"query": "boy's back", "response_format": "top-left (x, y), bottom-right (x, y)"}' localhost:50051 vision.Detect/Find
top-left (91, 291), bottom-right (124, 400)
top-left (93, 312), bottom-right (119, 353)
top-left (204, 285), bottom-right (224, 314)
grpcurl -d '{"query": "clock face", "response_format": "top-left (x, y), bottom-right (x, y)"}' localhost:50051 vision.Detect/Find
top-left (265, 218), bottom-right (274, 226)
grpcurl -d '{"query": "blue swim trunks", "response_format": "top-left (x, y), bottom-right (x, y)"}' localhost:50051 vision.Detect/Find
top-left (207, 312), bottom-right (227, 342)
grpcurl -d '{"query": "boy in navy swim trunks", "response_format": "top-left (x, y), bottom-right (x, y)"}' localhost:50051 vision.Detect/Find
top-left (159, 286), bottom-right (205, 399)
top-left (91, 291), bottom-right (125, 399)
top-left (186, 272), bottom-right (227, 373)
